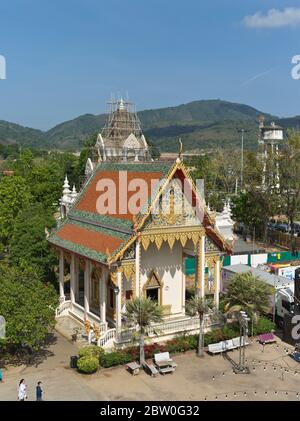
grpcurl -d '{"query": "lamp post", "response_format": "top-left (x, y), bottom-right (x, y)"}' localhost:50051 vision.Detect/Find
top-left (237, 129), bottom-right (250, 191)
top-left (233, 311), bottom-right (250, 374)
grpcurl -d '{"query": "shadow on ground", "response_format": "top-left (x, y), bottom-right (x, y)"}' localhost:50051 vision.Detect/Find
top-left (0, 332), bottom-right (57, 368)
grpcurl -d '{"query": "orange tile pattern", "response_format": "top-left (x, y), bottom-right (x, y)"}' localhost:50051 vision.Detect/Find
top-left (56, 223), bottom-right (124, 255)
top-left (75, 170), bottom-right (163, 221)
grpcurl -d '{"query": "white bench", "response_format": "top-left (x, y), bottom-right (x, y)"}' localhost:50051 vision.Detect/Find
top-left (154, 352), bottom-right (177, 367)
top-left (154, 352), bottom-right (172, 363)
top-left (208, 337), bottom-right (250, 355)
top-left (154, 352), bottom-right (177, 374)
top-left (232, 336), bottom-right (249, 348)
top-left (208, 342), bottom-right (223, 354)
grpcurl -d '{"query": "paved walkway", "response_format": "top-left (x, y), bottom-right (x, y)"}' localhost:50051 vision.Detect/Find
top-left (1, 332), bottom-right (300, 401)
top-left (0, 332), bottom-right (101, 401)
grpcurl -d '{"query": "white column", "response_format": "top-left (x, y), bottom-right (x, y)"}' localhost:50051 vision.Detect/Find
top-left (75, 258), bottom-right (79, 302)
top-left (214, 259), bottom-right (220, 309)
top-left (115, 271), bottom-right (122, 332)
top-left (200, 235), bottom-right (205, 298)
top-left (182, 254), bottom-right (186, 315)
top-left (59, 250), bottom-right (65, 302)
top-left (100, 271), bottom-right (106, 323)
top-left (84, 260), bottom-right (91, 315)
top-left (135, 240), bottom-right (140, 297)
top-left (70, 254), bottom-right (76, 305)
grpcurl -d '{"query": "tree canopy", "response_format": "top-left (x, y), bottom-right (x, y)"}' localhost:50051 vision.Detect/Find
top-left (9, 203), bottom-right (57, 280)
top-left (0, 175), bottom-right (32, 247)
top-left (224, 272), bottom-right (273, 321)
top-left (0, 264), bottom-right (58, 351)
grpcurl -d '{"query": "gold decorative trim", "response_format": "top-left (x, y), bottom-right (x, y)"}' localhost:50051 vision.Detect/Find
top-left (109, 271), bottom-right (118, 287)
top-left (140, 227), bottom-right (205, 251)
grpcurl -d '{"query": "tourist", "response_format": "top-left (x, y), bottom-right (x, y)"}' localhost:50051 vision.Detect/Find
top-left (18, 379), bottom-right (27, 401)
top-left (36, 381), bottom-right (43, 401)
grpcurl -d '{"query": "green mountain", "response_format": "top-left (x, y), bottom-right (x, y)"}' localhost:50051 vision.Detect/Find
top-left (0, 120), bottom-right (45, 148)
top-left (0, 99), bottom-right (293, 152)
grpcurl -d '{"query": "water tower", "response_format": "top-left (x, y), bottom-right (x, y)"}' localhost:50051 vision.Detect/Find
top-left (258, 116), bottom-right (284, 189)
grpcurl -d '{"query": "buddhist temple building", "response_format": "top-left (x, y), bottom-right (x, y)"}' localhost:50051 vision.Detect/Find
top-left (49, 99), bottom-right (232, 348)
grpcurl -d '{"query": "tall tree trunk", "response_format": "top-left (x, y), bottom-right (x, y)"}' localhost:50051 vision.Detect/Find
top-left (197, 315), bottom-right (204, 357)
top-left (139, 328), bottom-right (145, 365)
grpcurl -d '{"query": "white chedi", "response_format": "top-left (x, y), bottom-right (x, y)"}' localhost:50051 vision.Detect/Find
top-left (59, 175), bottom-right (78, 219)
top-left (212, 200), bottom-right (236, 242)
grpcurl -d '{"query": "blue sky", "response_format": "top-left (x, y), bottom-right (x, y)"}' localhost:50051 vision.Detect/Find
top-left (0, 0), bottom-right (300, 130)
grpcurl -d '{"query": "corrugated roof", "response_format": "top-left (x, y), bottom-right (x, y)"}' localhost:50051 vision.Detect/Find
top-left (223, 264), bottom-right (293, 287)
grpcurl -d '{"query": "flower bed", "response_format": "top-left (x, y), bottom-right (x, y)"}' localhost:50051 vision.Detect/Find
top-left (77, 317), bottom-right (276, 370)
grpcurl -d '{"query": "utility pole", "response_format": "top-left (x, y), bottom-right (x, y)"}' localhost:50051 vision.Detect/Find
top-left (237, 129), bottom-right (250, 190)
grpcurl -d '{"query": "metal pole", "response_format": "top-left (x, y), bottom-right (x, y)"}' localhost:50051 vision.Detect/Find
top-left (241, 129), bottom-right (244, 189)
top-left (237, 128), bottom-right (250, 191)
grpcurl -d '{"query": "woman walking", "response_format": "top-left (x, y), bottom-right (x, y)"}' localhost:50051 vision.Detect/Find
top-left (18, 379), bottom-right (27, 401)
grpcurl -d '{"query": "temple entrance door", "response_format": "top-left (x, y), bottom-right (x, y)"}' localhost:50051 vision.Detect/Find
top-left (143, 271), bottom-right (162, 305)
top-left (146, 287), bottom-right (159, 303)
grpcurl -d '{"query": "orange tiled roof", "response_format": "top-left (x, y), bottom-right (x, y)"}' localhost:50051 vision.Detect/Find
top-left (75, 170), bottom-right (163, 221)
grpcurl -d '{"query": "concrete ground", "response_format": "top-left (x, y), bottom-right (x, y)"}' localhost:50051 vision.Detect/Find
top-left (1, 332), bottom-right (300, 401)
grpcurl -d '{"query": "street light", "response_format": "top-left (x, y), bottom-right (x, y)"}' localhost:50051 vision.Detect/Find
top-left (237, 129), bottom-right (250, 190)
top-left (233, 311), bottom-right (250, 374)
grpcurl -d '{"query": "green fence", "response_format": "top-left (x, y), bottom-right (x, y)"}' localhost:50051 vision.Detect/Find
top-left (267, 251), bottom-right (300, 263)
top-left (184, 251), bottom-right (300, 275)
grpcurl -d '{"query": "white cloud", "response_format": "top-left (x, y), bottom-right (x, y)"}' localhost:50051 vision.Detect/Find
top-left (244, 7), bottom-right (300, 28)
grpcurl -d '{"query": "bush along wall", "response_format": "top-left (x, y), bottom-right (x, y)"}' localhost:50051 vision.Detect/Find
top-left (77, 317), bottom-right (275, 370)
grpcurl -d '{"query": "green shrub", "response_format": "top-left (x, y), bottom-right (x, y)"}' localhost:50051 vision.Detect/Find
top-left (99, 351), bottom-right (132, 368)
top-left (77, 355), bottom-right (99, 374)
top-left (221, 323), bottom-right (239, 339)
top-left (187, 335), bottom-right (198, 350)
top-left (252, 317), bottom-right (275, 336)
top-left (78, 345), bottom-right (104, 359)
top-left (204, 329), bottom-right (225, 346)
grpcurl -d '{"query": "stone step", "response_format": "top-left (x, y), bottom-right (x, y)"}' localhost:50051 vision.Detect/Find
top-left (55, 316), bottom-right (89, 348)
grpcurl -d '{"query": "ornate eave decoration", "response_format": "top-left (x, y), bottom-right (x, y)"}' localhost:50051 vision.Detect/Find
top-left (140, 226), bottom-right (205, 251)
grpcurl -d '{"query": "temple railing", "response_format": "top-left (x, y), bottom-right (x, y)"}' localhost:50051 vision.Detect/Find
top-left (98, 328), bottom-right (117, 348)
top-left (116, 313), bottom-right (221, 345)
top-left (55, 300), bottom-right (71, 317)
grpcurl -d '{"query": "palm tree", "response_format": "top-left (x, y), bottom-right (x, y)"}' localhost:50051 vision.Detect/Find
top-left (224, 272), bottom-right (273, 324)
top-left (124, 297), bottom-right (163, 365)
top-left (186, 296), bottom-right (214, 357)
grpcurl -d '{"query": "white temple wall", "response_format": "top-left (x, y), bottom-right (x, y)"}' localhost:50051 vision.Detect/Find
top-left (140, 241), bottom-right (184, 316)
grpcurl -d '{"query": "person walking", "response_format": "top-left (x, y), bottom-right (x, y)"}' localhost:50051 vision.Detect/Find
top-left (36, 381), bottom-right (43, 401)
top-left (18, 379), bottom-right (27, 401)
